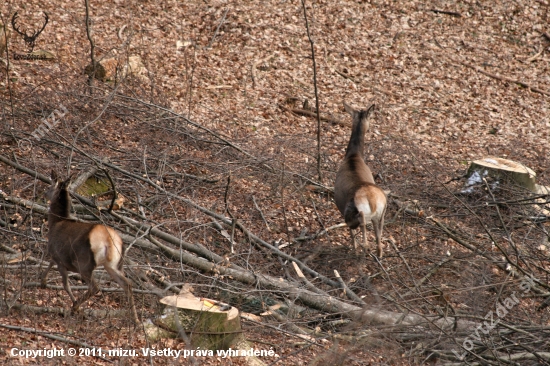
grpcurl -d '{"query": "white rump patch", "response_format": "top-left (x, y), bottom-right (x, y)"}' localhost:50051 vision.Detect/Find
top-left (355, 201), bottom-right (373, 219)
top-left (89, 226), bottom-right (123, 267)
top-left (355, 188), bottom-right (386, 220)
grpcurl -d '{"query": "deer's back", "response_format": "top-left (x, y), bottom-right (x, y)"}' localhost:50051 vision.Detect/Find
top-left (48, 220), bottom-right (96, 272)
top-left (334, 154), bottom-right (375, 214)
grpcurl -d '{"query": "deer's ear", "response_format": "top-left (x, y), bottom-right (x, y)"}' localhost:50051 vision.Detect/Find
top-left (60, 172), bottom-right (76, 190)
top-left (343, 102), bottom-right (356, 116)
top-left (365, 103), bottom-right (375, 116)
top-left (61, 178), bottom-right (71, 190)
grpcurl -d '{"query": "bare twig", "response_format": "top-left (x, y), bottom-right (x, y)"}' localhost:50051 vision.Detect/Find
top-left (293, 223), bottom-right (346, 242)
top-left (300, 0), bottom-right (323, 182)
top-left (223, 173), bottom-right (235, 253)
top-left (252, 195), bottom-right (271, 232)
top-left (280, 154), bottom-right (291, 241)
top-left (102, 168), bottom-right (118, 213)
top-left (84, 0), bottom-right (97, 92)
top-left (224, 172), bottom-right (233, 218)
top-left (334, 269), bottom-right (366, 305)
top-left (403, 256), bottom-right (453, 297)
top-left (291, 262), bottom-right (328, 296)
top-left (482, 177), bottom-right (520, 260)
top-left (207, 8), bottom-right (229, 49)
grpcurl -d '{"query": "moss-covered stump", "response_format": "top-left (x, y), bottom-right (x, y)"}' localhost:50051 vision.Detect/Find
top-left (146, 293), bottom-right (242, 351)
top-left (75, 176), bottom-right (111, 197)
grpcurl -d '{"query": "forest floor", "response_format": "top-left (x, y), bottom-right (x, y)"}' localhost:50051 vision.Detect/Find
top-left (0, 0), bottom-right (549, 365)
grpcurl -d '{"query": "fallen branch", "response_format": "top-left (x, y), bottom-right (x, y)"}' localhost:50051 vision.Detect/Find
top-left (334, 269), bottom-right (366, 306)
top-left (0, 244), bottom-right (46, 266)
top-left (430, 9), bottom-right (461, 17)
top-left (291, 262), bottom-right (330, 297)
top-left (96, 158), bottom-right (342, 288)
top-left (461, 62), bottom-right (550, 97)
top-left (120, 225), bottom-right (478, 331)
top-left (0, 154), bottom-right (50, 183)
top-left (24, 282), bottom-right (159, 295)
top-left (11, 304), bottom-right (128, 318)
top-left (278, 103), bottom-right (348, 127)
top-left (264, 308), bottom-right (316, 340)
top-left (293, 223), bottom-right (346, 242)
top-left (112, 210), bottom-right (241, 269)
top-left (1, 146), bottom-right (484, 335)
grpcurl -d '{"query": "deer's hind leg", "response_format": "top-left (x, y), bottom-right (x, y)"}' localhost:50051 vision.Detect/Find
top-left (57, 264), bottom-right (78, 304)
top-left (359, 211), bottom-right (370, 253)
top-left (40, 260), bottom-right (55, 288)
top-left (71, 268), bottom-right (99, 312)
top-left (105, 265), bottom-right (139, 324)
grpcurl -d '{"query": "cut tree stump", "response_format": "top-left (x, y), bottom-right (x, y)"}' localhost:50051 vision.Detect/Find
top-left (84, 55), bottom-right (147, 82)
top-left (145, 289), bottom-right (242, 351)
top-left (463, 157), bottom-right (550, 216)
top-left (464, 157), bottom-right (537, 193)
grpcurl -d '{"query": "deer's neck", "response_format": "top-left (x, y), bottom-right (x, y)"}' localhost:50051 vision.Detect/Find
top-left (345, 118), bottom-right (366, 158)
top-left (49, 190), bottom-right (71, 226)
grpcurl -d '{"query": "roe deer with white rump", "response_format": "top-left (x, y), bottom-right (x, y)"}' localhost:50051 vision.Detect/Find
top-left (41, 170), bottom-right (139, 323)
top-left (334, 103), bottom-right (387, 257)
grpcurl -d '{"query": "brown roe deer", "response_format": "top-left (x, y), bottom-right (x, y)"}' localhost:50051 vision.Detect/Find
top-left (334, 103), bottom-right (387, 257)
top-left (41, 170), bottom-right (139, 323)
